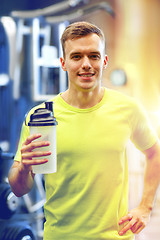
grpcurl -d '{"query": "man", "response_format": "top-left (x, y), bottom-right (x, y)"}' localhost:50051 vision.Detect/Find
top-left (9, 21), bottom-right (160, 240)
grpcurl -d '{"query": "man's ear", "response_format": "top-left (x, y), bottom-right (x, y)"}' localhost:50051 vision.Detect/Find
top-left (103, 55), bottom-right (108, 69)
top-left (60, 57), bottom-right (67, 71)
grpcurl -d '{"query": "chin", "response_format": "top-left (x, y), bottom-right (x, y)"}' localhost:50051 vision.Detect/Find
top-left (78, 84), bottom-right (98, 92)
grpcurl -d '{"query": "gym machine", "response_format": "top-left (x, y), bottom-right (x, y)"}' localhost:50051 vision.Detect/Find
top-left (0, 148), bottom-right (36, 240)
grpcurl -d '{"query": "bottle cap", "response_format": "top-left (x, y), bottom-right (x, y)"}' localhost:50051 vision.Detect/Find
top-left (28, 102), bottom-right (58, 126)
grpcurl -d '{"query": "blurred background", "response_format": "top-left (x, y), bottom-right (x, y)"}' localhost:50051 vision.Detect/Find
top-left (0, 0), bottom-right (160, 239)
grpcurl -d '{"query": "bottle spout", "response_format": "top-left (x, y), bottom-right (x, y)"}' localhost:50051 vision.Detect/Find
top-left (45, 101), bottom-right (53, 113)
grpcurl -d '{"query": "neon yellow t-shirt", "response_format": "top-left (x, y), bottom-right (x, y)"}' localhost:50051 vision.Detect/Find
top-left (14, 88), bottom-right (157, 240)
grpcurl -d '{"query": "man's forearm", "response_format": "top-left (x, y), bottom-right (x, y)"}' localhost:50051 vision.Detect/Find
top-left (139, 151), bottom-right (160, 211)
top-left (8, 161), bottom-right (35, 197)
top-left (118, 141), bottom-right (160, 235)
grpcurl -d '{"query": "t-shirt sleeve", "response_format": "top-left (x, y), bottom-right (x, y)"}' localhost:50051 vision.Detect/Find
top-left (130, 101), bottom-right (158, 151)
top-left (14, 121), bottom-right (30, 162)
top-left (14, 102), bottom-right (46, 162)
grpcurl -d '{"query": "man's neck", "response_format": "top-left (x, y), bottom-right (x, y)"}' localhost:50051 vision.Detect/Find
top-left (61, 87), bottom-right (104, 109)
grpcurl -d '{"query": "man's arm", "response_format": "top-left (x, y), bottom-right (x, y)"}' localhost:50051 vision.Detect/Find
top-left (8, 160), bottom-right (35, 197)
top-left (119, 140), bottom-right (160, 235)
top-left (8, 134), bottom-right (51, 197)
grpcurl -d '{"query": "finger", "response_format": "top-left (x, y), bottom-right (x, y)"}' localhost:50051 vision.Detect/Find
top-left (22, 158), bottom-right (48, 166)
top-left (22, 151), bottom-right (51, 159)
top-left (119, 214), bottom-right (133, 225)
top-left (131, 221), bottom-right (145, 234)
top-left (119, 218), bottom-right (137, 235)
top-left (134, 224), bottom-right (145, 234)
top-left (131, 220), bottom-right (142, 233)
top-left (21, 141), bottom-right (50, 153)
top-left (23, 134), bottom-right (42, 145)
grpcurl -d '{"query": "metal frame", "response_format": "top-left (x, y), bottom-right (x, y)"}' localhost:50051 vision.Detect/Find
top-left (31, 18), bottom-right (67, 101)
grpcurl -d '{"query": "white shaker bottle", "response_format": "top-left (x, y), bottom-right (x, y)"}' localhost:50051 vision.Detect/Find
top-left (28, 102), bottom-right (58, 174)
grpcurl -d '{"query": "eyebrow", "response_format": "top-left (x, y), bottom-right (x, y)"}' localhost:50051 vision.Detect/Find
top-left (70, 51), bottom-right (101, 57)
top-left (70, 52), bottom-right (81, 57)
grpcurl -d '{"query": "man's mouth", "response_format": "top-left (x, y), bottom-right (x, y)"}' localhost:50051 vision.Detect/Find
top-left (78, 73), bottom-right (95, 77)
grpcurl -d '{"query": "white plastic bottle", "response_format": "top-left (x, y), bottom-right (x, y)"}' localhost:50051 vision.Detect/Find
top-left (28, 102), bottom-right (58, 174)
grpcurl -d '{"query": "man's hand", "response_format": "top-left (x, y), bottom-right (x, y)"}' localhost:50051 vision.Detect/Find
top-left (8, 133), bottom-right (52, 197)
top-left (118, 205), bottom-right (151, 235)
top-left (20, 133), bottom-right (51, 173)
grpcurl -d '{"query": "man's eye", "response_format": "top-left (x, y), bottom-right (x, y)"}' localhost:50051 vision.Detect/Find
top-left (90, 55), bottom-right (100, 59)
top-left (72, 55), bottom-right (81, 60)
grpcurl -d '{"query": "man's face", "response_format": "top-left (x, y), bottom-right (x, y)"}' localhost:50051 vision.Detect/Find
top-left (60, 33), bottom-right (108, 92)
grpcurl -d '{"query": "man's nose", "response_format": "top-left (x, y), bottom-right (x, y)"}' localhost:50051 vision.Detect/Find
top-left (81, 56), bottom-right (91, 69)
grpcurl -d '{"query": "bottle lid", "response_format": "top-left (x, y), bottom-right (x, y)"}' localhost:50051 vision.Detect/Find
top-left (28, 102), bottom-right (58, 126)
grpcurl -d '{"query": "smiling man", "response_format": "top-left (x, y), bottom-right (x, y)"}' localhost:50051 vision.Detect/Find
top-left (60, 23), bottom-right (108, 108)
top-left (8, 22), bottom-right (160, 240)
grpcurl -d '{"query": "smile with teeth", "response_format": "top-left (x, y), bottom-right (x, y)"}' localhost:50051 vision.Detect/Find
top-left (78, 73), bottom-right (95, 77)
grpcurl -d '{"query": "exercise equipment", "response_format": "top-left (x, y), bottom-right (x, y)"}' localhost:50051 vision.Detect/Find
top-left (0, 148), bottom-right (36, 239)
top-left (0, 220), bottom-right (36, 240)
top-left (0, 183), bottom-right (19, 219)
